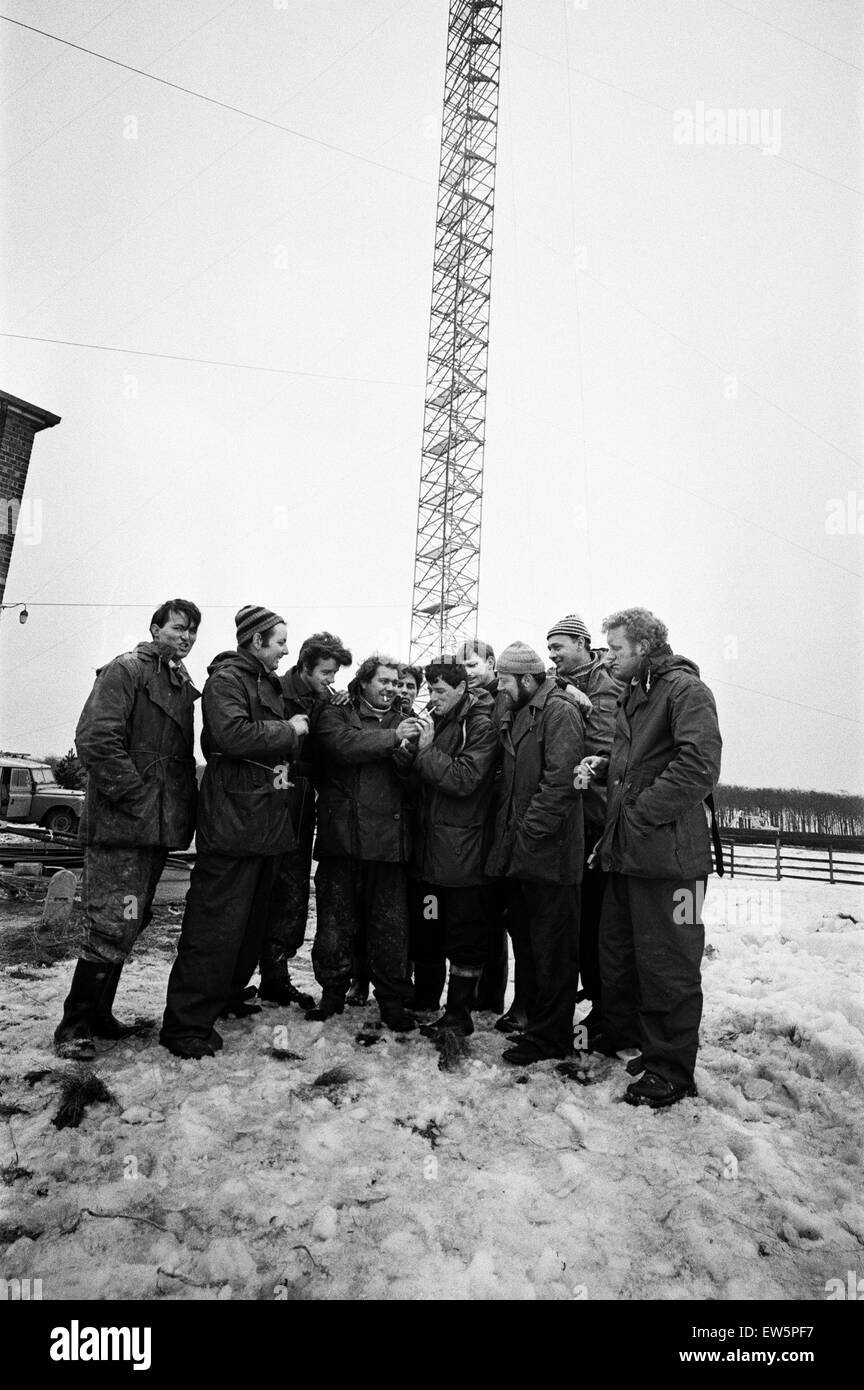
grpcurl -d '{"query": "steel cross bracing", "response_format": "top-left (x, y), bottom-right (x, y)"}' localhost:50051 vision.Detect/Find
top-left (409, 0), bottom-right (502, 665)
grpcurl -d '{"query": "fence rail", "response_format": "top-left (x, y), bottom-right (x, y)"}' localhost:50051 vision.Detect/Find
top-left (721, 836), bottom-right (864, 884)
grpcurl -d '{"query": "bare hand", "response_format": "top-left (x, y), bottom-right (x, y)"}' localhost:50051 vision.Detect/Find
top-left (328, 689), bottom-right (350, 706)
top-left (564, 684), bottom-right (593, 713)
top-left (395, 718), bottom-right (422, 741)
top-left (416, 721), bottom-right (435, 752)
top-left (289, 714), bottom-right (310, 738)
top-left (574, 755), bottom-right (604, 789)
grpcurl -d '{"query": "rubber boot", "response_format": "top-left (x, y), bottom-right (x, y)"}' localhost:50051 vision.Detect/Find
top-left (303, 990), bottom-right (345, 1022)
top-left (408, 961), bottom-right (446, 1012)
top-left (91, 962), bottom-right (153, 1039)
top-left (53, 959), bottom-right (111, 1061)
top-left (421, 972), bottom-right (477, 1038)
top-left (257, 972), bottom-right (315, 1010)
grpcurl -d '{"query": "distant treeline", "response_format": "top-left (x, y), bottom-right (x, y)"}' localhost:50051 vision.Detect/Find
top-left (716, 784), bottom-right (864, 836)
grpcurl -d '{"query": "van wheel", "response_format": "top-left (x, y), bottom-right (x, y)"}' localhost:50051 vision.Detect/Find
top-left (42, 808), bottom-right (78, 837)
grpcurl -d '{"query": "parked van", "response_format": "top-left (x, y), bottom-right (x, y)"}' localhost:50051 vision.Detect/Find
top-left (0, 757), bottom-right (84, 835)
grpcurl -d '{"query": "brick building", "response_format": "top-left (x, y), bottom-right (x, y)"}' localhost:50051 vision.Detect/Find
top-left (0, 390), bottom-right (61, 608)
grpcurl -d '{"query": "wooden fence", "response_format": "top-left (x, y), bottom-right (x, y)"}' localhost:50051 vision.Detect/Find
top-left (721, 835), bottom-right (864, 884)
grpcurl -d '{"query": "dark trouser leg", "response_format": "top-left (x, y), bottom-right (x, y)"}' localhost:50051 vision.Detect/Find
top-left (408, 879), bottom-right (446, 1007)
top-left (230, 857), bottom-right (278, 1000)
top-left (161, 854), bottom-right (275, 1040)
top-left (258, 786), bottom-right (314, 984)
top-left (630, 876), bottom-right (705, 1087)
top-left (579, 827), bottom-right (608, 1019)
top-left (519, 881), bottom-right (580, 1058)
top-left (81, 845), bottom-right (170, 964)
top-left (475, 879), bottom-right (508, 1012)
top-left (504, 880), bottom-right (535, 1022)
top-left (363, 861), bottom-right (410, 1009)
top-left (598, 872), bottom-right (642, 1048)
top-left (311, 858), bottom-right (357, 997)
top-left (443, 885), bottom-right (489, 975)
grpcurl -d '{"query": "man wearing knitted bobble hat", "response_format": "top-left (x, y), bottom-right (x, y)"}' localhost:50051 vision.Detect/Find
top-left (485, 641), bottom-right (587, 1065)
top-left (160, 606), bottom-right (309, 1059)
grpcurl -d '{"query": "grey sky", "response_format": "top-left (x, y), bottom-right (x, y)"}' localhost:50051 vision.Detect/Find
top-left (1, 0), bottom-right (861, 791)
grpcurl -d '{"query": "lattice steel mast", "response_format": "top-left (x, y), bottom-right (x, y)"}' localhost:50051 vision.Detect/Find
top-left (409, 0), bottom-right (502, 664)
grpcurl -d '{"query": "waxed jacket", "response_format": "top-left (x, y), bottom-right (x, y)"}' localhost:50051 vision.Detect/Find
top-left (314, 699), bottom-right (409, 862)
top-left (486, 678), bottom-right (586, 885)
top-left (406, 693), bottom-right (499, 887)
top-left (76, 642), bottom-right (199, 849)
top-left (599, 648), bottom-right (722, 879)
top-left (279, 666), bottom-right (320, 837)
top-left (556, 652), bottom-right (624, 829)
top-left (196, 649), bottom-right (298, 857)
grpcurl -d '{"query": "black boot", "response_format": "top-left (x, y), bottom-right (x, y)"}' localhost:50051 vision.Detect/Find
top-left (91, 963), bottom-right (153, 1039)
top-left (421, 972), bottom-right (477, 1038)
top-left (303, 990), bottom-right (345, 1021)
top-left (54, 959), bottom-right (111, 1061)
top-left (257, 973), bottom-right (316, 1010)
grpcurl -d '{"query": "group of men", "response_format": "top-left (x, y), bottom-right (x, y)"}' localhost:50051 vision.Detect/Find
top-left (53, 597), bottom-right (722, 1109)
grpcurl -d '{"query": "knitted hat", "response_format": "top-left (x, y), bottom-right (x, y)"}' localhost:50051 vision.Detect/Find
top-left (235, 605), bottom-right (285, 645)
top-left (497, 641), bottom-right (546, 675)
top-left (546, 613), bottom-right (591, 643)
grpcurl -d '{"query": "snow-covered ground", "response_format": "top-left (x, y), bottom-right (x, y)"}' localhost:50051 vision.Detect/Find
top-left (1, 874), bottom-right (862, 1301)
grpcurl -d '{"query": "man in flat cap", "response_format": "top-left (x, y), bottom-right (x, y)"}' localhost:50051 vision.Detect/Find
top-left (547, 613), bottom-right (624, 1042)
top-left (160, 606), bottom-right (308, 1058)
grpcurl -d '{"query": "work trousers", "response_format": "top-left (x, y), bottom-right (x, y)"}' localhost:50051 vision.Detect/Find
top-left (409, 882), bottom-right (490, 974)
top-left (81, 845), bottom-right (169, 965)
top-left (161, 853), bottom-right (277, 1040)
top-left (578, 824), bottom-right (609, 1019)
top-left (257, 779), bottom-right (315, 982)
top-left (475, 878), bottom-right (509, 1011)
top-left (599, 872), bottom-right (705, 1086)
top-left (505, 880), bottom-right (581, 1057)
top-left (313, 858), bottom-right (409, 1008)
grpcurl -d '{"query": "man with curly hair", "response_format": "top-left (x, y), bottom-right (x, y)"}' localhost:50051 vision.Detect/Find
top-left (575, 607), bottom-right (722, 1107)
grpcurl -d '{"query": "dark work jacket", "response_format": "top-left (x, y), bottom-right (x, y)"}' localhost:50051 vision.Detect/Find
top-left (407, 693), bottom-right (499, 887)
top-left (556, 652), bottom-right (624, 830)
top-left (314, 699), bottom-right (408, 863)
top-left (486, 678), bottom-right (586, 886)
top-left (76, 642), bottom-right (199, 849)
top-left (280, 666), bottom-right (319, 838)
top-left (196, 649), bottom-right (298, 858)
top-left (599, 649), bottom-right (722, 879)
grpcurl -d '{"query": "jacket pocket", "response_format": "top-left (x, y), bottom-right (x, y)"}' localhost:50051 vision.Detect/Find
top-left (618, 805), bottom-right (681, 878)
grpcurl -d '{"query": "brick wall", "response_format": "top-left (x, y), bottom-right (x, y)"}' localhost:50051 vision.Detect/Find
top-left (0, 393), bottom-right (60, 606)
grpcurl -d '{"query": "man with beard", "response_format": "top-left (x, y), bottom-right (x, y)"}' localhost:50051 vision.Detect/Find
top-left (575, 607), bottom-right (722, 1107)
top-left (486, 642), bottom-right (586, 1065)
top-left (54, 600), bottom-right (201, 1061)
top-left (255, 631), bottom-right (352, 1010)
top-left (307, 655), bottom-right (421, 1030)
top-left (546, 612), bottom-right (624, 1041)
top-left (160, 607), bottom-right (307, 1059)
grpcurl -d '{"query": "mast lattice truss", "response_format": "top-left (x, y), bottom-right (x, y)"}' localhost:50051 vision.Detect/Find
top-left (409, 0), bottom-right (502, 664)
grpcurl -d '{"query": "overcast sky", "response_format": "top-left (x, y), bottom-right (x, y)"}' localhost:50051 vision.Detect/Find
top-left (1, 0), bottom-right (861, 792)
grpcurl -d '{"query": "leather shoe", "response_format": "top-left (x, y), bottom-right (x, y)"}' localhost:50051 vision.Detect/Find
top-left (624, 1071), bottom-right (697, 1108)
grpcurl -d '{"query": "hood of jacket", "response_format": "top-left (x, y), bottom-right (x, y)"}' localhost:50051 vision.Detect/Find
top-left (633, 645), bottom-right (701, 693)
top-left (206, 647), bottom-right (282, 686)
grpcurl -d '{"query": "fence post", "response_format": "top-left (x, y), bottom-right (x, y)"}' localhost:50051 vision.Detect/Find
top-left (828, 844), bottom-right (834, 884)
top-left (775, 833), bottom-right (782, 881)
top-left (729, 841), bottom-right (734, 878)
